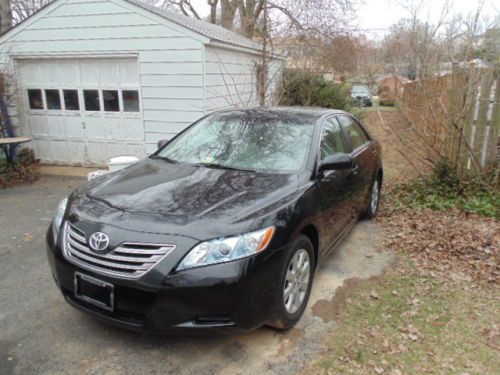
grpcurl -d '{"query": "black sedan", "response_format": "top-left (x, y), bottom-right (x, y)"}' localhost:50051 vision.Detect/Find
top-left (46, 107), bottom-right (382, 334)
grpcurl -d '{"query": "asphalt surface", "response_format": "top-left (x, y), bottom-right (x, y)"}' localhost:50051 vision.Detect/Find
top-left (0, 176), bottom-right (394, 375)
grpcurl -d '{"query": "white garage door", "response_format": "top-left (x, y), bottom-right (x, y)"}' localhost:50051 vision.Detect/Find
top-left (17, 58), bottom-right (145, 165)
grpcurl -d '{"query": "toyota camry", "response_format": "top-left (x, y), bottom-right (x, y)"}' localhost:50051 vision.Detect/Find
top-left (46, 107), bottom-right (382, 334)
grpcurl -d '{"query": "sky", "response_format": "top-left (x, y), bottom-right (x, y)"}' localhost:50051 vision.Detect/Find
top-left (185, 0), bottom-right (498, 39)
top-left (356, 0), bottom-right (498, 37)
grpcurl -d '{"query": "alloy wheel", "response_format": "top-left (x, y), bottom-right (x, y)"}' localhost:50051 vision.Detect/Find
top-left (370, 179), bottom-right (380, 214)
top-left (283, 249), bottom-right (311, 314)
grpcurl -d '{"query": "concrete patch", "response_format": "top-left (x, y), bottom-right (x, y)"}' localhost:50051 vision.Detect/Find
top-left (0, 177), bottom-right (394, 375)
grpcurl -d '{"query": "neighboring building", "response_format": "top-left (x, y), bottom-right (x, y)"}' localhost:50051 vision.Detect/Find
top-left (377, 75), bottom-right (409, 101)
top-left (0, 0), bottom-right (282, 165)
top-left (484, 14), bottom-right (500, 63)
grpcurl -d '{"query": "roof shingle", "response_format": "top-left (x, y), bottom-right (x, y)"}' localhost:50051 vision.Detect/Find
top-left (125, 0), bottom-right (262, 51)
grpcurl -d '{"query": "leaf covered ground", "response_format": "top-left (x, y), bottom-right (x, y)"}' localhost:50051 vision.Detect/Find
top-left (303, 108), bottom-right (499, 374)
top-left (304, 258), bottom-right (499, 375)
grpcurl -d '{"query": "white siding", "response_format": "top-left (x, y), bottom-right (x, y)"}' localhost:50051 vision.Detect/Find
top-left (204, 45), bottom-right (260, 111)
top-left (1, 0), bottom-right (206, 159)
top-left (0, 0), bottom-right (283, 162)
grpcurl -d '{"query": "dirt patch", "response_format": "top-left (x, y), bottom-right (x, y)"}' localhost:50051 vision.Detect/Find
top-left (311, 278), bottom-right (362, 323)
top-left (276, 327), bottom-right (305, 357)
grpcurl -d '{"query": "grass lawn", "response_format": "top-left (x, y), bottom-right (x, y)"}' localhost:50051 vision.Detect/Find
top-left (305, 257), bottom-right (499, 375)
top-left (362, 106), bottom-right (400, 113)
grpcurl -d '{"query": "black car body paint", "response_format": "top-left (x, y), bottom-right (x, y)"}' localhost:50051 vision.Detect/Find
top-left (46, 107), bottom-right (382, 334)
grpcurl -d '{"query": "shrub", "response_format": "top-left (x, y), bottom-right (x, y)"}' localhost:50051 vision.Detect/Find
top-left (391, 159), bottom-right (499, 218)
top-left (279, 69), bottom-right (354, 111)
top-left (379, 99), bottom-right (395, 106)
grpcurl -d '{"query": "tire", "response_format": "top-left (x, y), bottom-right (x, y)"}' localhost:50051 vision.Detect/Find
top-left (363, 175), bottom-right (381, 219)
top-left (267, 235), bottom-right (314, 330)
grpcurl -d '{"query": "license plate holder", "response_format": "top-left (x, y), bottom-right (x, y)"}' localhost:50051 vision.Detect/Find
top-left (74, 272), bottom-right (114, 312)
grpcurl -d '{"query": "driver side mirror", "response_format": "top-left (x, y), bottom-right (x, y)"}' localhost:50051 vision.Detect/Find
top-left (319, 153), bottom-right (353, 171)
top-left (157, 139), bottom-right (169, 150)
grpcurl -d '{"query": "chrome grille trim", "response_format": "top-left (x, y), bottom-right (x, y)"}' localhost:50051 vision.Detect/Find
top-left (62, 222), bottom-right (176, 279)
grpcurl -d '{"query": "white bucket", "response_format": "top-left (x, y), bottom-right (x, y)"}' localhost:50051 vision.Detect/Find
top-left (107, 156), bottom-right (140, 172)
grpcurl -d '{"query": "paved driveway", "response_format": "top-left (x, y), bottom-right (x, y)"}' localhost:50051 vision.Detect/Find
top-left (0, 176), bottom-right (393, 375)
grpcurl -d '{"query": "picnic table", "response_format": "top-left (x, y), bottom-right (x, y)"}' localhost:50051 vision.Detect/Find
top-left (0, 137), bottom-right (33, 173)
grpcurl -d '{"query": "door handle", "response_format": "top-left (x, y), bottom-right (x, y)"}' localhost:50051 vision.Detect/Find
top-left (351, 165), bottom-right (360, 175)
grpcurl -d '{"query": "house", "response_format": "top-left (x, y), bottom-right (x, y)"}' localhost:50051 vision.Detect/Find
top-left (483, 15), bottom-right (500, 63)
top-left (377, 75), bottom-right (409, 101)
top-left (0, 0), bottom-right (282, 166)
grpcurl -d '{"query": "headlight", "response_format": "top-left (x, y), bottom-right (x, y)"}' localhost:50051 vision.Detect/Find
top-left (177, 226), bottom-right (275, 271)
top-left (52, 198), bottom-right (68, 239)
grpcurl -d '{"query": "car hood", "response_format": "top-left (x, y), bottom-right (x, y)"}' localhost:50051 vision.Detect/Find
top-left (70, 158), bottom-right (300, 240)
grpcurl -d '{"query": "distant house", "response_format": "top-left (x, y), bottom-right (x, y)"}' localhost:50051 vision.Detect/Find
top-left (377, 75), bottom-right (409, 101)
top-left (484, 15), bottom-right (500, 63)
top-left (0, 0), bottom-right (282, 166)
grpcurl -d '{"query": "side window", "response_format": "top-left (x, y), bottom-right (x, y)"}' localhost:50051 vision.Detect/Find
top-left (338, 116), bottom-right (369, 150)
top-left (28, 89), bottom-right (44, 110)
top-left (320, 118), bottom-right (347, 159)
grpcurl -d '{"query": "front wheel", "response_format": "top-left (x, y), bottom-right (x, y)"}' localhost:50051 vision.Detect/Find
top-left (267, 236), bottom-right (314, 330)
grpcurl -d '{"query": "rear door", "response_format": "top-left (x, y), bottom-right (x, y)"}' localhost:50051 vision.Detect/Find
top-left (337, 115), bottom-right (376, 213)
top-left (316, 117), bottom-right (354, 250)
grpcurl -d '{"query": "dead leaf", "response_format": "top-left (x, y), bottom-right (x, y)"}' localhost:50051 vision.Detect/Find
top-left (370, 291), bottom-right (380, 300)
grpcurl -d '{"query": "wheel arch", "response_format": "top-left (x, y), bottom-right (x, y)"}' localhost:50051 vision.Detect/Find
top-left (299, 224), bottom-right (319, 270)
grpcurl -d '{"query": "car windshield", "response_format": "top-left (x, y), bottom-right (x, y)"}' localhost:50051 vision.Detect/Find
top-left (352, 86), bottom-right (369, 95)
top-left (156, 111), bottom-right (316, 173)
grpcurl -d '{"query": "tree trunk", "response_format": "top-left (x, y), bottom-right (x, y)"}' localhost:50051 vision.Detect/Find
top-left (237, 0), bottom-right (265, 38)
top-left (207, 0), bottom-right (218, 24)
top-left (0, 0), bottom-right (11, 34)
top-left (220, 0), bottom-right (237, 30)
top-left (258, 0), bottom-right (268, 106)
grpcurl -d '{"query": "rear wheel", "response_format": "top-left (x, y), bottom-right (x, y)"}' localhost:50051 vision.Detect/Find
top-left (267, 235), bottom-right (314, 330)
top-left (364, 176), bottom-right (381, 219)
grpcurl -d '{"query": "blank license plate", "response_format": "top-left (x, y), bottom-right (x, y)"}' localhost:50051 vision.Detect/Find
top-left (74, 272), bottom-right (114, 312)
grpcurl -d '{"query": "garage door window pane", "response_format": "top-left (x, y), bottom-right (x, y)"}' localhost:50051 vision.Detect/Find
top-left (103, 90), bottom-right (120, 112)
top-left (84, 90), bottom-right (100, 111)
top-left (122, 90), bottom-right (140, 112)
top-left (28, 89), bottom-right (43, 110)
top-left (63, 90), bottom-right (80, 111)
top-left (45, 90), bottom-right (61, 110)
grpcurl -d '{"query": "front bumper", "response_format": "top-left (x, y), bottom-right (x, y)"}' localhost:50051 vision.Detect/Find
top-left (46, 226), bottom-right (288, 334)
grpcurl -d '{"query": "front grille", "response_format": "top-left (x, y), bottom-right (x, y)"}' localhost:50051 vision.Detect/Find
top-left (62, 222), bottom-right (175, 279)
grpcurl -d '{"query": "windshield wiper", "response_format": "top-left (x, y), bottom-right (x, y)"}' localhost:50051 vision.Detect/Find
top-left (150, 155), bottom-right (178, 164)
top-left (196, 162), bottom-right (256, 172)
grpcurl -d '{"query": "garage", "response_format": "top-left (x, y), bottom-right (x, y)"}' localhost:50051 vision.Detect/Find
top-left (0, 0), bottom-right (282, 166)
top-left (18, 58), bottom-right (144, 164)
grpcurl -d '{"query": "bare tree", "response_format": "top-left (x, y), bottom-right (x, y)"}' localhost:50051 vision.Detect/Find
top-left (381, 0), bottom-right (496, 185)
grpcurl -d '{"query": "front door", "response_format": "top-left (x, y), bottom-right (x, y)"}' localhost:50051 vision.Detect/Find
top-left (316, 117), bottom-right (354, 252)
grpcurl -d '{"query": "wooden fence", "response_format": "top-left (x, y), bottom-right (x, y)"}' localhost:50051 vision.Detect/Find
top-left (399, 63), bottom-right (499, 179)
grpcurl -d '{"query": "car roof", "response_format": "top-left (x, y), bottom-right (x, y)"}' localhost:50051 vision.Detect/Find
top-left (213, 106), bottom-right (349, 122)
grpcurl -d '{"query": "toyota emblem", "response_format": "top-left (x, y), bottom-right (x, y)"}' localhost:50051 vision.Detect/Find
top-left (89, 232), bottom-right (110, 252)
